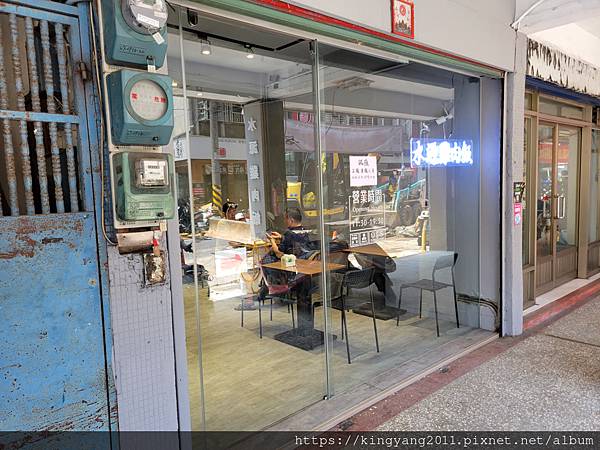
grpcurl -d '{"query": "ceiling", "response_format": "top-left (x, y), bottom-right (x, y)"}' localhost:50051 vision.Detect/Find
top-left (515, 0), bottom-right (600, 34)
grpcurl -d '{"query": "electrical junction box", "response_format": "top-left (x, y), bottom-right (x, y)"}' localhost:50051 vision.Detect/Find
top-left (101, 0), bottom-right (168, 68)
top-left (107, 70), bottom-right (174, 146)
top-left (112, 151), bottom-right (175, 224)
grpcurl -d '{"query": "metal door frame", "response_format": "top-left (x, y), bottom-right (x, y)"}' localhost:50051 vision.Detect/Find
top-left (523, 90), bottom-right (593, 300)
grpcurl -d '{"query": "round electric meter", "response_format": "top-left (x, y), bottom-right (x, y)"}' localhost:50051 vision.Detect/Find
top-left (121, 0), bottom-right (168, 35)
top-left (129, 78), bottom-right (168, 122)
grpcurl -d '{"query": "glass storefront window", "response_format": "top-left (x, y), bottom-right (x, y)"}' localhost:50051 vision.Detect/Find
top-left (590, 130), bottom-right (600, 244)
top-left (539, 97), bottom-right (584, 120)
top-left (523, 118), bottom-right (531, 266)
top-left (317, 43), bottom-right (481, 394)
top-left (537, 124), bottom-right (554, 258)
top-left (525, 92), bottom-right (533, 111)
top-left (167, 6), bottom-right (497, 432)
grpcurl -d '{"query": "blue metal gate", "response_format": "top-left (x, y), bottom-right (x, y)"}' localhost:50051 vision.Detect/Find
top-left (0, 0), bottom-right (113, 434)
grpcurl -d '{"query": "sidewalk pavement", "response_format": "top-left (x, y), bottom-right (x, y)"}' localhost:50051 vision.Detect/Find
top-left (336, 295), bottom-right (600, 431)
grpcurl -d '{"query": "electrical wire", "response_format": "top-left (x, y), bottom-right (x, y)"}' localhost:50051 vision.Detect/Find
top-left (90, 0), bottom-right (117, 246)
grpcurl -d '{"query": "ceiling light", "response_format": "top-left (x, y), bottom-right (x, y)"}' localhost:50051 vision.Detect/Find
top-left (201, 40), bottom-right (211, 55)
top-left (245, 46), bottom-right (255, 59)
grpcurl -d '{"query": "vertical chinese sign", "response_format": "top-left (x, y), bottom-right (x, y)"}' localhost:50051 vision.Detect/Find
top-left (349, 156), bottom-right (386, 248)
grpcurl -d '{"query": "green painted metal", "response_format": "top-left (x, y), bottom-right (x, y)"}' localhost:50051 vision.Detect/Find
top-left (185, 0), bottom-right (503, 77)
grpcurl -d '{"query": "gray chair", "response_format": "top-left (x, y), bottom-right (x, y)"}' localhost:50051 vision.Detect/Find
top-left (331, 267), bottom-right (380, 364)
top-left (396, 253), bottom-right (459, 337)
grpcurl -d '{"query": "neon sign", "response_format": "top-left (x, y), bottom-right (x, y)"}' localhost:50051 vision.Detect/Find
top-left (410, 139), bottom-right (474, 167)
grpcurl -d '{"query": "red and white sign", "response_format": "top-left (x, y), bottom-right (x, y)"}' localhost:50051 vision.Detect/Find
top-left (514, 203), bottom-right (522, 226)
top-left (391, 0), bottom-right (414, 39)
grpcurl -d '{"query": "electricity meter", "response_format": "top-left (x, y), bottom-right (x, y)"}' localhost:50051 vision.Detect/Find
top-left (112, 151), bottom-right (175, 223)
top-left (107, 70), bottom-right (174, 145)
top-left (102, 0), bottom-right (168, 68)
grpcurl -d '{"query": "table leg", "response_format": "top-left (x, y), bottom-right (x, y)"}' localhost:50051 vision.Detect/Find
top-left (274, 276), bottom-right (326, 350)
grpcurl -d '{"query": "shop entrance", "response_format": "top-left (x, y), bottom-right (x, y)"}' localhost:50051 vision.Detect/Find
top-left (535, 123), bottom-right (581, 293)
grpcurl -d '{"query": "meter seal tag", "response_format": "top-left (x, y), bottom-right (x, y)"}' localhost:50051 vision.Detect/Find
top-left (152, 32), bottom-right (165, 45)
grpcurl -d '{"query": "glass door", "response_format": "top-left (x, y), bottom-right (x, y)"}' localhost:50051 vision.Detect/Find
top-left (535, 123), bottom-right (580, 292)
top-left (555, 126), bottom-right (580, 280)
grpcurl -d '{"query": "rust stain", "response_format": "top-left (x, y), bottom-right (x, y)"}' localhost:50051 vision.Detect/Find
top-left (41, 237), bottom-right (63, 244)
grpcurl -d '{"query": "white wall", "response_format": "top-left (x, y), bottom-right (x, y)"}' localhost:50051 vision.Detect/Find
top-left (290, 0), bottom-right (517, 71)
top-left (531, 23), bottom-right (600, 68)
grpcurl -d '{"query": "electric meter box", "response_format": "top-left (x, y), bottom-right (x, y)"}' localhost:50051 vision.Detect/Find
top-left (102, 0), bottom-right (168, 68)
top-left (107, 70), bottom-right (174, 146)
top-left (112, 151), bottom-right (175, 222)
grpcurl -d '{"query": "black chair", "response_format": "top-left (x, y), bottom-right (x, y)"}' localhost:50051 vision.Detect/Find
top-left (396, 253), bottom-right (459, 337)
top-left (331, 267), bottom-right (380, 364)
top-left (241, 266), bottom-right (297, 339)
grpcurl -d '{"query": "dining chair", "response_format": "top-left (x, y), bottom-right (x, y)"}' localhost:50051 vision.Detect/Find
top-left (331, 267), bottom-right (379, 364)
top-left (241, 264), bottom-right (299, 338)
top-left (396, 252), bottom-right (459, 337)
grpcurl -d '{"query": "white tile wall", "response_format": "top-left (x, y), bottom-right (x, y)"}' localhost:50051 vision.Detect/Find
top-left (107, 239), bottom-right (179, 431)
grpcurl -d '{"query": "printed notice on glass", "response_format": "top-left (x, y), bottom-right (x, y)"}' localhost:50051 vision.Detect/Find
top-left (349, 188), bottom-right (386, 248)
top-left (350, 155), bottom-right (378, 187)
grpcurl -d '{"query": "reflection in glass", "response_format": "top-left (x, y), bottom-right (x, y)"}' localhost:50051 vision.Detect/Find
top-left (556, 126), bottom-right (580, 253)
top-left (523, 118), bottom-right (530, 266)
top-left (590, 130), bottom-right (600, 244)
top-left (317, 43), bottom-right (482, 396)
top-left (537, 124), bottom-right (553, 257)
top-left (169, 13), bottom-right (326, 431)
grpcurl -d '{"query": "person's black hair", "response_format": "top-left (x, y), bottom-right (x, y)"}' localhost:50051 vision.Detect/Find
top-left (285, 206), bottom-right (302, 223)
top-left (223, 201), bottom-right (237, 215)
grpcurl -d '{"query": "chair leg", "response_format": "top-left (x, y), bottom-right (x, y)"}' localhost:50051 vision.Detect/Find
top-left (419, 289), bottom-right (423, 318)
top-left (370, 286), bottom-right (379, 353)
top-left (340, 305), bottom-right (344, 340)
top-left (453, 284), bottom-right (460, 328)
top-left (270, 298), bottom-right (273, 321)
top-left (258, 300), bottom-right (263, 339)
top-left (396, 287), bottom-right (403, 326)
top-left (342, 307), bottom-right (351, 364)
top-left (291, 303), bottom-right (295, 329)
top-left (241, 299), bottom-right (244, 327)
top-left (433, 291), bottom-right (440, 337)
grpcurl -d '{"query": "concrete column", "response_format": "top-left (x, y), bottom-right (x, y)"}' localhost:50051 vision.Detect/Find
top-left (502, 31), bottom-right (527, 336)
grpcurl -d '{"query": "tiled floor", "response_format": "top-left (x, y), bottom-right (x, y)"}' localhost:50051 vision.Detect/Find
top-left (378, 296), bottom-right (600, 431)
top-left (524, 273), bottom-right (600, 316)
top-left (183, 283), bottom-right (494, 431)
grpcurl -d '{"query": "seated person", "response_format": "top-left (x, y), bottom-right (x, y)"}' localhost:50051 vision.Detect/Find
top-left (236, 207), bottom-right (314, 311)
top-left (266, 206), bottom-right (313, 260)
top-left (223, 201), bottom-right (246, 221)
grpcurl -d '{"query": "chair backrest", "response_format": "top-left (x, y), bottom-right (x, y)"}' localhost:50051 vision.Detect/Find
top-left (343, 267), bottom-right (375, 289)
top-left (432, 252), bottom-right (458, 279)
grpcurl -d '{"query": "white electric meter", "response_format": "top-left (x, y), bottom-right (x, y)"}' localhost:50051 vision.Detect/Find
top-left (122, 0), bottom-right (168, 35)
top-left (129, 78), bottom-right (168, 122)
top-left (135, 158), bottom-right (169, 187)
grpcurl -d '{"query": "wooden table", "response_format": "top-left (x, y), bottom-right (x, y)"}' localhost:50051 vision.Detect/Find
top-left (342, 243), bottom-right (390, 258)
top-left (262, 259), bottom-right (345, 276)
top-left (262, 260), bottom-right (345, 350)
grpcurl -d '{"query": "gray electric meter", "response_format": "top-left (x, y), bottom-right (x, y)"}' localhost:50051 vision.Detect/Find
top-left (107, 70), bottom-right (174, 145)
top-left (112, 151), bottom-right (175, 222)
top-left (102, 0), bottom-right (168, 68)
top-left (122, 0), bottom-right (167, 35)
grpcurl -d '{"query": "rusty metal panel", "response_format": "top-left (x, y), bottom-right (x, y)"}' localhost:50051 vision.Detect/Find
top-left (0, 214), bottom-right (110, 430)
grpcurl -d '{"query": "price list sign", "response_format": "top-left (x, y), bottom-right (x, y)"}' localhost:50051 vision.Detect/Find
top-left (349, 188), bottom-right (386, 247)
